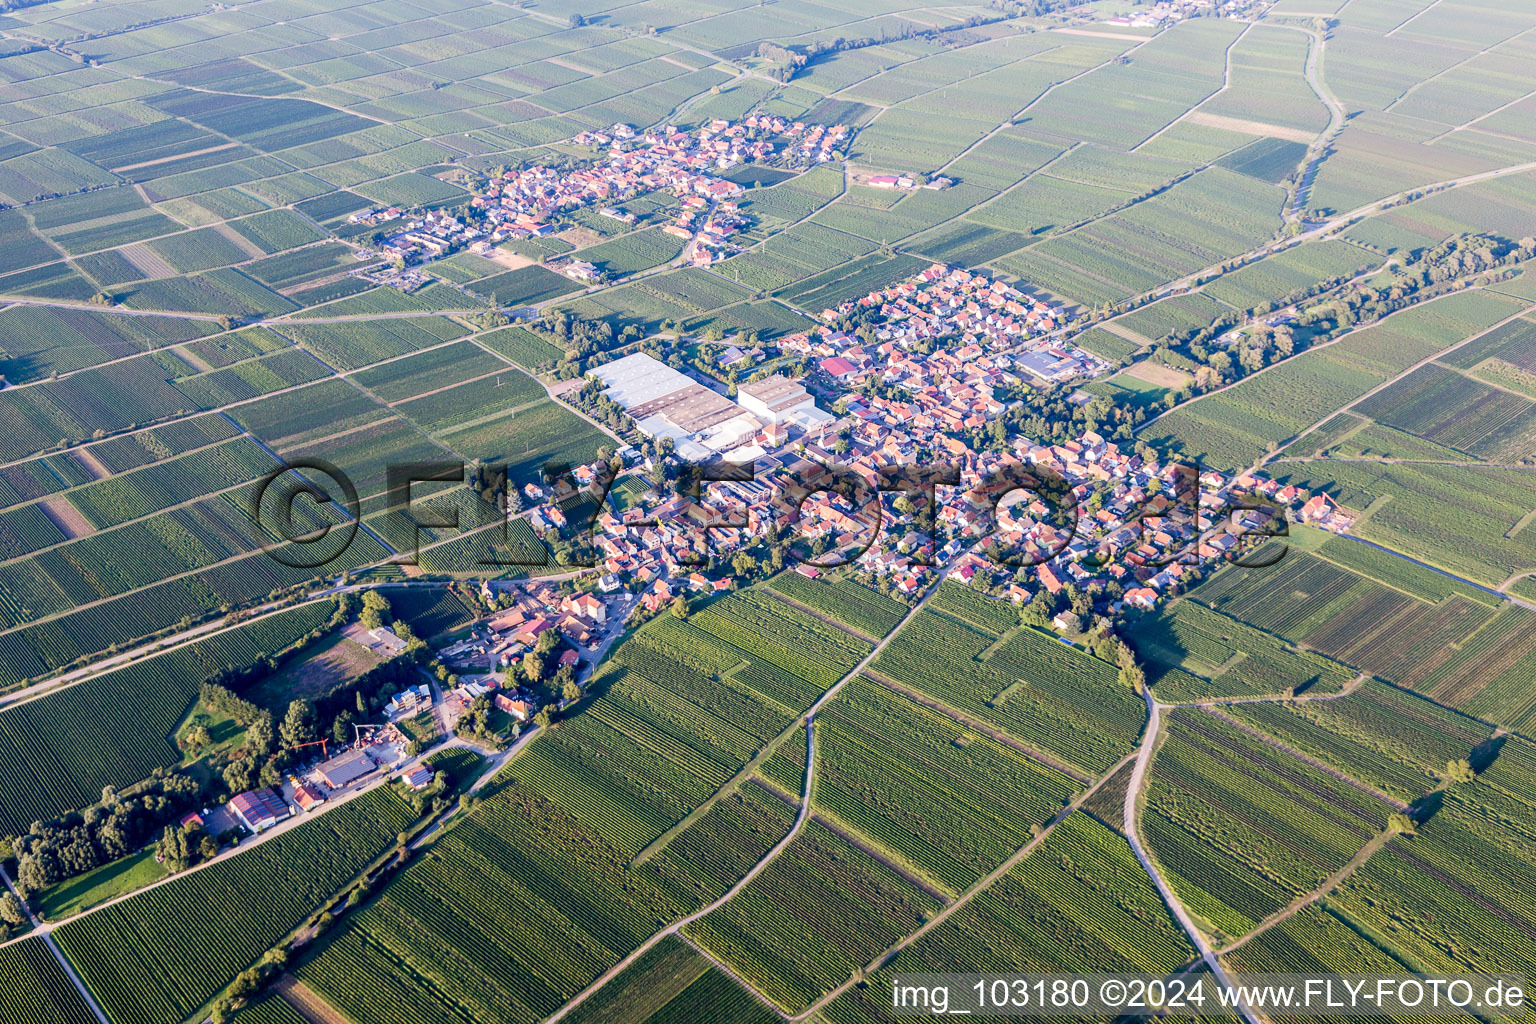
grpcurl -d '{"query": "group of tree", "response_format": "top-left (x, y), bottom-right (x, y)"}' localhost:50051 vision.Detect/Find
top-left (155, 818), bottom-right (218, 873)
top-left (1142, 233), bottom-right (1536, 410)
top-left (5, 771), bottom-right (207, 896)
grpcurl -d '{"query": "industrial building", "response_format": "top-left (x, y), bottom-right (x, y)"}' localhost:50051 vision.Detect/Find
top-left (589, 353), bottom-right (764, 460)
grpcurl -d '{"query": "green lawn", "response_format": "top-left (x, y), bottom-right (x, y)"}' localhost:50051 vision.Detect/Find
top-left (38, 848), bottom-right (169, 921)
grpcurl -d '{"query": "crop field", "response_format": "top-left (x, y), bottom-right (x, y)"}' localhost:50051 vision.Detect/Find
top-left (1272, 458), bottom-right (1536, 588)
top-left (437, 398), bottom-right (607, 488)
top-left (0, 1), bottom-right (1534, 1018)
top-left (764, 570), bottom-right (906, 637)
top-left (1203, 240), bottom-right (1376, 311)
top-left (1222, 678), bottom-right (1490, 803)
top-left (0, 601), bottom-right (335, 832)
top-left (1112, 293), bottom-right (1231, 345)
top-left (576, 227), bottom-right (686, 277)
top-left (1328, 785), bottom-right (1536, 982)
top-left (474, 265), bottom-right (584, 306)
top-left (1202, 26), bottom-right (1328, 135)
top-left (1357, 361), bottom-right (1536, 457)
top-left (1218, 137), bottom-right (1312, 184)
top-left (63, 435), bottom-right (278, 529)
top-left (872, 586), bottom-right (1144, 776)
top-left (557, 936), bottom-right (778, 1024)
top-left (0, 305), bottom-right (221, 381)
top-left (274, 317), bottom-right (468, 371)
top-left (1190, 546), bottom-right (1515, 699)
top-left (1145, 710), bottom-right (1388, 942)
top-left (56, 787), bottom-right (414, 1024)
top-left (823, 813), bottom-right (1196, 1022)
top-left (814, 677), bottom-right (1076, 892)
top-left (685, 818), bottom-right (943, 1013)
top-left (393, 367), bottom-right (546, 433)
top-left (0, 939), bottom-right (99, 1024)
top-left (299, 741), bottom-right (795, 1024)
top-left (1226, 904), bottom-right (1414, 980)
top-left (1127, 600), bottom-right (1355, 701)
top-left (477, 325), bottom-right (563, 370)
top-left (1144, 290), bottom-right (1525, 468)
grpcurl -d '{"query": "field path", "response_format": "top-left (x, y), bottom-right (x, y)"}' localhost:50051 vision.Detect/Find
top-left (0, 866), bottom-right (109, 1024)
top-left (545, 719), bottom-right (817, 1024)
top-left (1123, 692), bottom-right (1263, 1024)
top-left (1218, 828), bottom-right (1396, 958)
top-left (630, 549), bottom-right (969, 867)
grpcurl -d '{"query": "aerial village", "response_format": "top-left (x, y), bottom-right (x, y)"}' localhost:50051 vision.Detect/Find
top-left (340, 117), bottom-right (847, 283)
top-left (193, 277), bottom-right (1350, 852)
top-left (531, 260), bottom-right (1353, 624)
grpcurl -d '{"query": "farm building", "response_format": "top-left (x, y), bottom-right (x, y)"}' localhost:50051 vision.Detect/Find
top-left (318, 748), bottom-right (378, 788)
top-left (403, 765), bottom-right (435, 791)
top-left (293, 783), bottom-right (327, 812)
top-left (230, 788), bottom-right (290, 832)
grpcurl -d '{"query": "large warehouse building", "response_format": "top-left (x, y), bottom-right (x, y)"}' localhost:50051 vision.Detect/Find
top-left (590, 353), bottom-right (766, 460)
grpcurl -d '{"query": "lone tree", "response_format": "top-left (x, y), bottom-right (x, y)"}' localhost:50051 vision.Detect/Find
top-left (1444, 758), bottom-right (1475, 785)
top-left (1387, 812), bottom-right (1416, 835)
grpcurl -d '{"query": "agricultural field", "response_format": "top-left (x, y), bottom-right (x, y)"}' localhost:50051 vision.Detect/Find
top-left (0, 940), bottom-right (99, 1024)
top-left (4, 0), bottom-right (1536, 1020)
top-left (1127, 599), bottom-right (1355, 701)
top-left (1144, 710), bottom-right (1389, 943)
top-left (0, 601), bottom-right (336, 833)
top-left (812, 677), bottom-right (1077, 892)
top-left (763, 569), bottom-right (907, 638)
top-left (871, 584), bottom-right (1145, 777)
top-left (56, 787), bottom-right (415, 1024)
top-left (821, 813), bottom-right (1196, 1021)
top-left (1143, 290), bottom-right (1526, 469)
top-left (297, 734), bottom-right (796, 1024)
top-left (1188, 544), bottom-right (1522, 705)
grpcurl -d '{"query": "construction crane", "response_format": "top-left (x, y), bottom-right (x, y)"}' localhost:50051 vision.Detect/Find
top-left (353, 723), bottom-right (384, 746)
top-left (285, 737), bottom-right (330, 760)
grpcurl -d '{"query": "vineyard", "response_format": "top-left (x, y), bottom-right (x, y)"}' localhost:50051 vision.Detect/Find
top-left (763, 570), bottom-right (907, 638)
top-left (0, 939), bottom-right (98, 1024)
top-left (0, 600), bottom-right (335, 834)
top-left (872, 606), bottom-right (1143, 776)
top-left (1145, 711), bottom-right (1388, 942)
top-left (684, 818), bottom-right (943, 1013)
top-left (1222, 679), bottom-right (1490, 802)
top-left (56, 787), bottom-right (414, 1024)
top-left (1189, 550), bottom-right (1510, 707)
top-left (1128, 600), bottom-right (1355, 701)
top-left (298, 761), bottom-right (793, 1024)
top-left (559, 936), bottom-right (779, 1024)
top-left (1329, 793), bottom-right (1536, 981)
top-left (823, 814), bottom-right (1196, 1022)
top-left (814, 678), bottom-right (1077, 892)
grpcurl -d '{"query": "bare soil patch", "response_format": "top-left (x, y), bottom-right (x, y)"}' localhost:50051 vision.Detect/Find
top-left (1186, 111), bottom-right (1316, 144)
top-left (1124, 361), bottom-right (1195, 389)
top-left (39, 495), bottom-right (95, 538)
top-left (273, 975), bottom-right (351, 1024)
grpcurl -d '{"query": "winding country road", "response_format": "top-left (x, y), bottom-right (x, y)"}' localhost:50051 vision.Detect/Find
top-left (1123, 690), bottom-right (1262, 1024)
top-left (544, 719), bottom-right (817, 1024)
